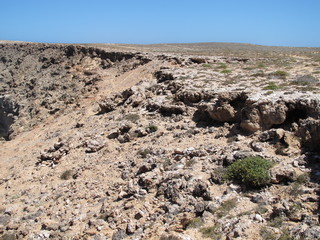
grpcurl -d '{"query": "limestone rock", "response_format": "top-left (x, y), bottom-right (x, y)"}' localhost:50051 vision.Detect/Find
top-left (297, 118), bottom-right (320, 152)
top-left (270, 165), bottom-right (297, 183)
top-left (85, 139), bottom-right (106, 153)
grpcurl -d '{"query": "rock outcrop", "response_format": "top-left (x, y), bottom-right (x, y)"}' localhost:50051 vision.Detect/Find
top-left (0, 95), bottom-right (19, 140)
top-left (297, 118), bottom-right (320, 152)
top-left (0, 43), bottom-right (151, 139)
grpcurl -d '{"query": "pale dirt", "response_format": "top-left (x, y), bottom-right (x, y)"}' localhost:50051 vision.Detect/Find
top-left (0, 42), bottom-right (319, 239)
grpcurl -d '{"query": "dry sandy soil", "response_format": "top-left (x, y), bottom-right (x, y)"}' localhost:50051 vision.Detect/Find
top-left (0, 41), bottom-right (320, 240)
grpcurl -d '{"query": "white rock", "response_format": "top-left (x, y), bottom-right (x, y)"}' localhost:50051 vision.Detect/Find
top-left (254, 214), bottom-right (263, 222)
top-left (292, 160), bottom-right (299, 167)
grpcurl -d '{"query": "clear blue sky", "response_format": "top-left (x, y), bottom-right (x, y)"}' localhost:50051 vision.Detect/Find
top-left (1, 0), bottom-right (319, 47)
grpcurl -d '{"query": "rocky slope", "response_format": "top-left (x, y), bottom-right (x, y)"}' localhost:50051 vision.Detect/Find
top-left (0, 42), bottom-right (320, 240)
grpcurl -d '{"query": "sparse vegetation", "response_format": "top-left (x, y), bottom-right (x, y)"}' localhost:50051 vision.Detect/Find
top-left (0, 233), bottom-right (17, 240)
top-left (2, 41), bottom-right (320, 240)
top-left (264, 82), bottom-right (281, 90)
top-left (270, 70), bottom-right (288, 79)
top-left (186, 158), bottom-right (196, 167)
top-left (260, 226), bottom-right (278, 240)
top-left (227, 135), bottom-right (238, 143)
top-left (288, 202), bottom-right (302, 215)
top-left (200, 224), bottom-right (222, 240)
top-left (146, 124), bottom-right (158, 133)
top-left (251, 70), bottom-right (265, 77)
top-left (216, 63), bottom-right (228, 69)
top-left (162, 158), bottom-right (171, 171)
top-left (221, 69), bottom-right (232, 74)
top-left (60, 170), bottom-right (73, 180)
top-left (186, 217), bottom-right (204, 229)
top-left (268, 217), bottom-right (284, 228)
top-left (137, 148), bottom-right (152, 158)
top-left (278, 229), bottom-right (293, 240)
top-left (296, 173), bottom-right (310, 184)
top-left (255, 203), bottom-right (268, 214)
top-left (202, 63), bottom-right (212, 68)
top-left (124, 113), bottom-right (140, 123)
top-left (211, 167), bottom-right (227, 184)
top-left (225, 156), bottom-right (273, 187)
top-left (214, 198), bottom-right (237, 217)
top-left (289, 173), bottom-right (310, 196)
top-left (289, 182), bottom-right (304, 196)
top-left (257, 63), bottom-right (266, 68)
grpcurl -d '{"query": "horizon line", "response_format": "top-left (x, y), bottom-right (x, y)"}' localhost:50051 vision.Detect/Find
top-left (1, 39), bottom-right (320, 49)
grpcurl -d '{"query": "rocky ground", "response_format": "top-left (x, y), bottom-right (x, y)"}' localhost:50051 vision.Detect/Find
top-left (0, 42), bottom-right (320, 240)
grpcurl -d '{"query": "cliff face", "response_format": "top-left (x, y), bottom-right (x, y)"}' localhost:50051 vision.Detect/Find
top-left (0, 42), bottom-right (320, 240)
top-left (0, 43), bottom-right (151, 139)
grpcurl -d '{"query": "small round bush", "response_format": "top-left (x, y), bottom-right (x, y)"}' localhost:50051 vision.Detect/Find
top-left (225, 156), bottom-right (273, 187)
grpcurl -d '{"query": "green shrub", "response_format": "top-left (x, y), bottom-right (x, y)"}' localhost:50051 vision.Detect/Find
top-left (225, 156), bottom-right (273, 187)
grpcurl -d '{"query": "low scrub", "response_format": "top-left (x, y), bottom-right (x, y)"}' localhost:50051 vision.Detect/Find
top-left (200, 224), bottom-right (222, 240)
top-left (270, 70), bottom-right (288, 79)
top-left (264, 82), bottom-right (281, 90)
top-left (225, 156), bottom-right (273, 188)
top-left (124, 113), bottom-right (140, 123)
top-left (60, 170), bottom-right (73, 180)
top-left (214, 198), bottom-right (238, 217)
top-left (146, 124), bottom-right (158, 133)
top-left (221, 69), bottom-right (231, 74)
top-left (186, 217), bottom-right (204, 229)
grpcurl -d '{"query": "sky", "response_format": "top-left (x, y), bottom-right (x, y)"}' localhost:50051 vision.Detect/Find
top-left (1, 0), bottom-right (320, 47)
